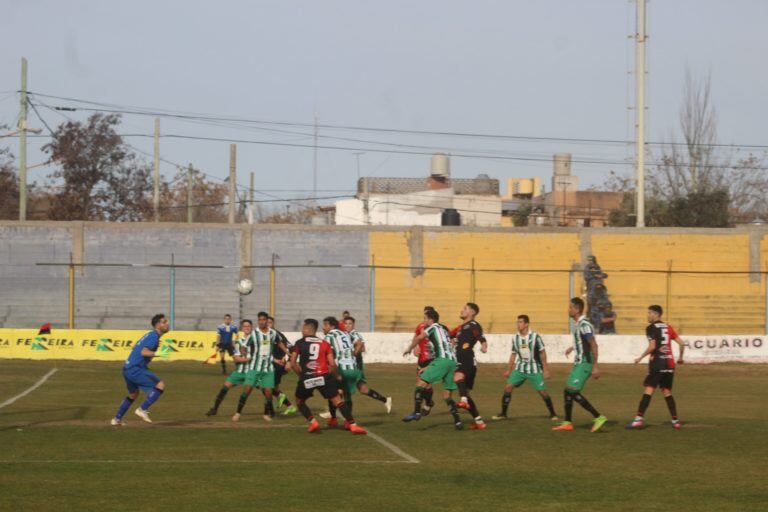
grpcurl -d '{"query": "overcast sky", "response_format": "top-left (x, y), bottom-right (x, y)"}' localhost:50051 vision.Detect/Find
top-left (1, 0), bottom-right (766, 203)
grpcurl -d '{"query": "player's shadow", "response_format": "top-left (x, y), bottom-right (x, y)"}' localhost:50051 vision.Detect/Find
top-left (0, 405), bottom-right (90, 431)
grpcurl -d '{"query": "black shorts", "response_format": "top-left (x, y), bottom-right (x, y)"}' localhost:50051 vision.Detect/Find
top-left (273, 364), bottom-right (287, 387)
top-left (455, 361), bottom-right (477, 390)
top-left (217, 343), bottom-right (235, 356)
top-left (643, 370), bottom-right (675, 390)
top-left (295, 374), bottom-right (339, 400)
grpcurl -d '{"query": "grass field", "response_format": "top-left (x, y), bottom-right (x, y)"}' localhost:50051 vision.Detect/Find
top-left (1, 360), bottom-right (767, 511)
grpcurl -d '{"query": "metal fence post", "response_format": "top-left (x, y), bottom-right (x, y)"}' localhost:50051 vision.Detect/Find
top-left (269, 253), bottom-right (276, 318)
top-left (568, 268), bottom-right (575, 333)
top-left (68, 253), bottom-right (75, 329)
top-left (369, 255), bottom-right (376, 332)
top-left (169, 253), bottom-right (176, 330)
top-left (666, 260), bottom-right (672, 323)
top-left (470, 257), bottom-right (476, 303)
top-left (764, 264), bottom-right (767, 335)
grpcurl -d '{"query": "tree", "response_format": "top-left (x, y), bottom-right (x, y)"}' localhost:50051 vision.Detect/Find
top-left (0, 126), bottom-right (19, 220)
top-left (42, 113), bottom-right (153, 221)
top-left (159, 166), bottom-right (229, 223)
top-left (608, 70), bottom-right (768, 226)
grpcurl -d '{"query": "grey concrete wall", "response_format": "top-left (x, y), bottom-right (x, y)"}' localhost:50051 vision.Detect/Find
top-left (0, 222), bottom-right (372, 332)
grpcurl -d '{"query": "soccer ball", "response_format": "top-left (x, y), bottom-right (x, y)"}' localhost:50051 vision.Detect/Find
top-left (237, 278), bottom-right (253, 295)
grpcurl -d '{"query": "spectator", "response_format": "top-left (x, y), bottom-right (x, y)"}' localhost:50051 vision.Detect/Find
top-left (598, 302), bottom-right (617, 334)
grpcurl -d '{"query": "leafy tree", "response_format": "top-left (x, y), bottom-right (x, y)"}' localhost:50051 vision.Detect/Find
top-left (42, 113), bottom-right (153, 221)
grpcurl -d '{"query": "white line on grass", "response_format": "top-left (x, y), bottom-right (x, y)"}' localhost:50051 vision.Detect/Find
top-left (365, 429), bottom-right (420, 464)
top-left (0, 459), bottom-right (413, 465)
top-left (0, 368), bottom-right (58, 410)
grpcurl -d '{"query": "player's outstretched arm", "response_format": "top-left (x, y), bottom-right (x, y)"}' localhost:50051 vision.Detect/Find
top-left (140, 347), bottom-right (156, 359)
top-left (403, 332), bottom-right (426, 357)
top-left (674, 336), bottom-right (686, 364)
top-left (634, 340), bottom-right (656, 364)
top-left (541, 350), bottom-right (551, 380)
top-left (289, 351), bottom-right (301, 376)
top-left (588, 336), bottom-right (600, 379)
top-left (505, 352), bottom-right (516, 378)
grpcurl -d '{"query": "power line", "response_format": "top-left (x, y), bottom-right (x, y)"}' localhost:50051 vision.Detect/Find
top-left (25, 90), bottom-right (768, 149)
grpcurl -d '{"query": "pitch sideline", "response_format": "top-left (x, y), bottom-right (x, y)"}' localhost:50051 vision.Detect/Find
top-left (0, 368), bottom-right (58, 410)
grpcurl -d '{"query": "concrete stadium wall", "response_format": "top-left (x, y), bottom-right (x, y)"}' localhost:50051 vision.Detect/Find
top-left (1, 222), bottom-right (767, 335)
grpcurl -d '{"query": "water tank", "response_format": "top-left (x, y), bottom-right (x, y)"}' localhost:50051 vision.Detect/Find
top-left (431, 153), bottom-right (451, 178)
top-left (441, 208), bottom-right (461, 226)
top-left (553, 153), bottom-right (572, 176)
top-left (515, 179), bottom-right (534, 195)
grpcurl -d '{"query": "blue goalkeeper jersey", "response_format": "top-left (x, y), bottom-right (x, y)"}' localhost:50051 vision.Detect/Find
top-left (124, 331), bottom-right (160, 371)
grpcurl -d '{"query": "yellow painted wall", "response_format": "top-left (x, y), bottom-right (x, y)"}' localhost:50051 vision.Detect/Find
top-left (371, 229), bottom-right (767, 335)
top-left (371, 231), bottom-right (581, 333)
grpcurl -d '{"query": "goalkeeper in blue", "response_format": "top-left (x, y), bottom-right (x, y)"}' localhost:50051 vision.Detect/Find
top-left (110, 314), bottom-right (170, 425)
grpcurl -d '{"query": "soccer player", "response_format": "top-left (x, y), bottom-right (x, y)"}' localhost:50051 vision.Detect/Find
top-left (402, 309), bottom-right (468, 430)
top-left (451, 302), bottom-right (487, 428)
top-left (232, 312), bottom-right (286, 422)
top-left (343, 316), bottom-right (392, 414)
top-left (411, 306), bottom-right (436, 415)
top-left (492, 315), bottom-right (558, 421)
top-left (289, 318), bottom-right (367, 434)
top-left (267, 316), bottom-right (298, 416)
top-left (215, 314), bottom-right (238, 374)
top-left (627, 305), bottom-right (685, 430)
top-left (205, 319), bottom-right (256, 417)
top-left (111, 314), bottom-right (170, 425)
top-left (552, 298), bottom-right (608, 432)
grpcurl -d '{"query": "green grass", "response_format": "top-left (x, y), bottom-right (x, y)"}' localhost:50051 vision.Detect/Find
top-left (1, 360), bottom-right (767, 511)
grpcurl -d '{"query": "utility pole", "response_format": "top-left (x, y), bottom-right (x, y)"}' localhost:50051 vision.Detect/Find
top-left (18, 58), bottom-right (28, 221)
top-left (635, 0), bottom-right (647, 227)
top-left (249, 171), bottom-right (255, 225)
top-left (153, 118), bottom-right (160, 222)
top-left (354, 152), bottom-right (364, 181)
top-left (312, 113), bottom-right (318, 200)
top-left (228, 144), bottom-right (236, 224)
top-left (187, 164), bottom-right (194, 223)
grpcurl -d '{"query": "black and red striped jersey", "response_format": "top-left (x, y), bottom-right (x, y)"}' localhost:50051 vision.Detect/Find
top-left (292, 336), bottom-right (332, 378)
top-left (646, 322), bottom-right (679, 370)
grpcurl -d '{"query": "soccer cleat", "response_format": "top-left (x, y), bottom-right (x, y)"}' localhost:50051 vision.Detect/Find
top-left (552, 421), bottom-right (574, 431)
top-left (671, 420), bottom-right (682, 430)
top-left (319, 411), bottom-right (332, 420)
top-left (454, 421), bottom-right (464, 430)
top-left (308, 419), bottom-right (321, 433)
top-left (456, 399), bottom-right (470, 410)
top-left (591, 415), bottom-right (608, 433)
top-left (277, 393), bottom-right (287, 409)
top-left (134, 408), bottom-right (152, 423)
top-left (283, 405), bottom-right (298, 416)
top-left (421, 405), bottom-right (432, 417)
top-left (626, 418), bottom-right (645, 429)
top-left (205, 408), bottom-right (217, 417)
top-left (327, 418), bottom-right (339, 428)
top-left (349, 424), bottom-right (367, 435)
top-left (402, 412), bottom-right (421, 422)
top-left (110, 418), bottom-right (125, 426)
top-left (343, 420), bottom-right (352, 431)
top-left (470, 421), bottom-right (487, 430)
top-left (385, 397), bottom-right (393, 414)
top-left (491, 415), bottom-right (507, 421)
top-left (263, 415), bottom-right (273, 422)
top-left (231, 413), bottom-right (241, 422)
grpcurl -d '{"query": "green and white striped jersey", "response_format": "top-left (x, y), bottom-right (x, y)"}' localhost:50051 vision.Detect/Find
top-left (234, 333), bottom-right (257, 373)
top-left (572, 316), bottom-right (596, 365)
top-left (326, 328), bottom-right (357, 371)
top-left (349, 329), bottom-right (364, 345)
top-left (425, 323), bottom-right (456, 361)
top-left (253, 328), bottom-right (277, 373)
top-left (511, 331), bottom-right (545, 374)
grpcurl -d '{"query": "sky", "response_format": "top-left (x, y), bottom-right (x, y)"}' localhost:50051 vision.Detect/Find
top-left (1, 0), bottom-right (767, 205)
